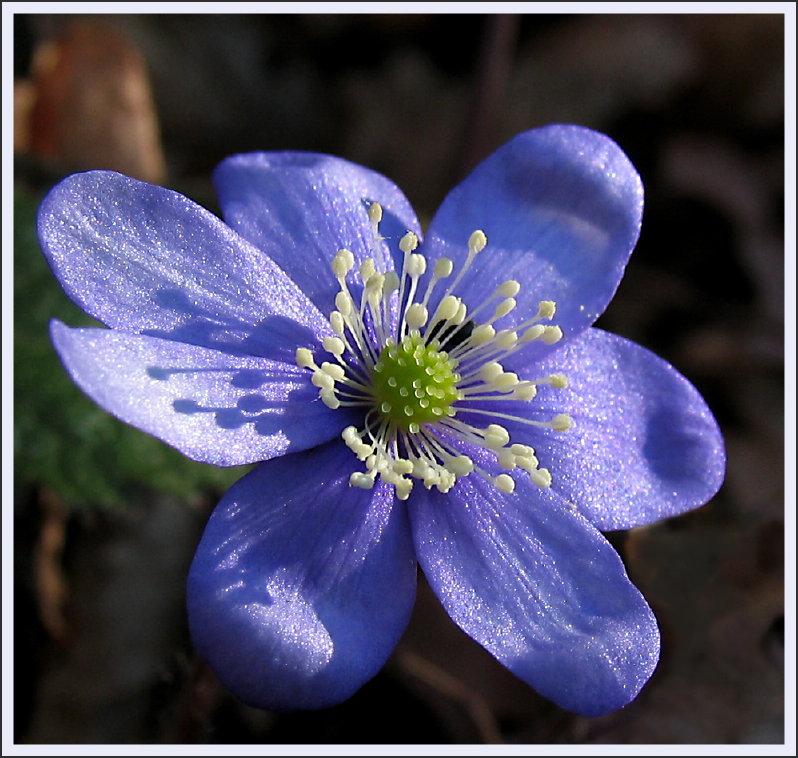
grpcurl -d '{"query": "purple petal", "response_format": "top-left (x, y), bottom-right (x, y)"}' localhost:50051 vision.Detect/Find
top-left (213, 152), bottom-right (421, 313)
top-left (50, 320), bottom-right (348, 466)
top-left (496, 328), bottom-right (725, 531)
top-left (38, 171), bottom-right (330, 358)
top-left (409, 478), bottom-right (660, 716)
top-left (422, 124), bottom-right (643, 345)
top-left (187, 442), bottom-right (417, 710)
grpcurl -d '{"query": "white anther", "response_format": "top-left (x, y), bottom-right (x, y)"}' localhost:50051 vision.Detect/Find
top-left (447, 455), bottom-right (474, 476)
top-left (484, 424), bottom-right (510, 448)
top-left (321, 362), bottom-right (346, 381)
top-left (542, 325), bottom-right (563, 344)
top-left (550, 413), bottom-right (573, 431)
top-left (350, 472), bottom-right (375, 489)
top-left (497, 448), bottom-right (517, 469)
top-left (330, 311), bottom-right (345, 336)
top-left (494, 372), bottom-right (519, 392)
top-left (493, 474), bottom-right (515, 493)
top-left (332, 249), bottom-right (355, 277)
top-left (322, 336), bottom-right (345, 356)
top-left (547, 373), bottom-right (569, 388)
top-left (515, 453), bottom-right (537, 472)
top-left (407, 253), bottom-right (427, 277)
top-left (511, 443), bottom-right (535, 458)
top-left (335, 291), bottom-right (353, 316)
top-left (479, 362), bottom-right (504, 382)
top-left (512, 383), bottom-right (537, 401)
top-left (434, 257), bottom-right (454, 278)
top-left (531, 468), bottom-right (552, 488)
top-left (405, 303), bottom-right (428, 329)
top-left (365, 273), bottom-right (385, 301)
top-left (399, 231), bottom-right (419, 254)
top-left (437, 295), bottom-right (460, 321)
top-left (517, 455), bottom-right (541, 474)
top-left (496, 329), bottom-right (518, 350)
top-left (494, 298), bottom-right (516, 319)
top-left (412, 459), bottom-right (431, 478)
top-left (368, 202), bottom-right (383, 225)
top-left (320, 389), bottom-right (340, 409)
top-left (395, 479), bottom-right (413, 500)
top-left (439, 473), bottom-right (456, 493)
top-left (498, 280), bottom-right (521, 298)
top-left (521, 325), bottom-right (545, 342)
top-left (360, 258), bottom-right (376, 282)
top-left (470, 324), bottom-right (495, 345)
top-left (383, 271), bottom-right (400, 297)
top-left (468, 229), bottom-right (487, 253)
top-left (312, 371), bottom-right (335, 390)
top-left (353, 443), bottom-right (372, 461)
top-left (453, 301), bottom-right (467, 325)
top-left (295, 347), bottom-right (315, 369)
top-left (392, 459), bottom-right (414, 475)
top-left (538, 300), bottom-right (557, 320)
top-left (342, 426), bottom-right (360, 443)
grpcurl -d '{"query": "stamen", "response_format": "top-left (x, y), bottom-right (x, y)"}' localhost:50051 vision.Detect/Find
top-left (322, 336), bottom-right (345, 357)
top-left (493, 474), bottom-right (515, 493)
top-left (418, 256), bottom-right (453, 314)
top-left (297, 222), bottom-right (571, 498)
top-left (542, 325), bottom-right (563, 344)
top-left (405, 303), bottom-right (428, 329)
top-left (295, 347), bottom-right (315, 369)
top-left (367, 202), bottom-right (391, 273)
top-left (489, 298), bottom-right (517, 323)
top-left (440, 229), bottom-right (487, 303)
top-left (368, 201), bottom-right (383, 226)
top-left (331, 248), bottom-right (355, 278)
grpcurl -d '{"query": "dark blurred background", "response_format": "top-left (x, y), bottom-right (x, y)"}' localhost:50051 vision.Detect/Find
top-left (12, 12), bottom-right (787, 746)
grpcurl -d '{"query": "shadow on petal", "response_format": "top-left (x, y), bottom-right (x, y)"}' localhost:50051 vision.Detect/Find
top-left (144, 289), bottom-right (322, 362)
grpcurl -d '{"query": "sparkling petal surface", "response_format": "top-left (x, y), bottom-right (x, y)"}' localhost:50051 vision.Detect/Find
top-left (213, 152), bottom-right (421, 312)
top-left (36, 122), bottom-right (726, 719)
top-left (187, 442), bottom-right (417, 711)
top-left (51, 320), bottom-right (348, 466)
top-left (489, 328), bottom-right (726, 530)
top-left (38, 170), bottom-right (330, 358)
top-left (409, 477), bottom-right (660, 716)
top-left (422, 124), bottom-right (643, 346)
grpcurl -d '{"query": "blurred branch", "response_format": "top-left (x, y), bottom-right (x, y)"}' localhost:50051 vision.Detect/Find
top-left (171, 660), bottom-right (223, 744)
top-left (34, 488), bottom-right (70, 641)
top-left (394, 649), bottom-right (503, 744)
top-left (457, 14), bottom-right (520, 181)
top-left (22, 19), bottom-right (166, 184)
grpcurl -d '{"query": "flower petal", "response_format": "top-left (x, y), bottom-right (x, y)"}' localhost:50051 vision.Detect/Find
top-left (187, 442), bottom-right (417, 710)
top-left (423, 124), bottom-right (643, 343)
top-left (50, 320), bottom-right (348, 466)
top-left (409, 478), bottom-right (660, 717)
top-left (38, 171), bottom-right (329, 358)
top-left (497, 328), bottom-right (725, 531)
top-left (213, 152), bottom-right (422, 312)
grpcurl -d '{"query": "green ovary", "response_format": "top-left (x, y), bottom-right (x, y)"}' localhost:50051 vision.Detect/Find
top-left (372, 334), bottom-right (461, 431)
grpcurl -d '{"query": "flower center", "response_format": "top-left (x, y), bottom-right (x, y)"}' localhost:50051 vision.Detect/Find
top-left (296, 202), bottom-right (573, 500)
top-left (372, 334), bottom-right (460, 431)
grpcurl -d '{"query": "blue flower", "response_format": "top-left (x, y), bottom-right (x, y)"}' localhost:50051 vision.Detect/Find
top-left (38, 124), bottom-right (725, 716)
